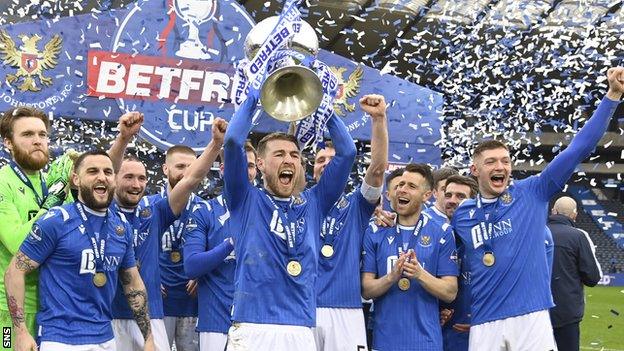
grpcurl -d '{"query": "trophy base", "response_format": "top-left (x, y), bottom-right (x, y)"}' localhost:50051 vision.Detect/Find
top-left (176, 41), bottom-right (211, 60)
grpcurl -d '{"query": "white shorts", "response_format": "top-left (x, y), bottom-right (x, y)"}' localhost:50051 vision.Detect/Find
top-left (314, 307), bottom-right (368, 351)
top-left (226, 322), bottom-right (315, 351)
top-left (200, 331), bottom-right (228, 351)
top-left (40, 339), bottom-right (115, 351)
top-left (469, 310), bottom-right (557, 351)
top-left (112, 318), bottom-right (169, 351)
top-left (164, 316), bottom-right (199, 351)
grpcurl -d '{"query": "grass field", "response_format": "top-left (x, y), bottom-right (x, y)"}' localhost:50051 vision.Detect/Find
top-left (580, 286), bottom-right (624, 350)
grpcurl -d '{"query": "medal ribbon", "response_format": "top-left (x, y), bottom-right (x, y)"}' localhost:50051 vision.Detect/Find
top-left (75, 202), bottom-right (110, 273)
top-left (395, 214), bottom-right (424, 258)
top-left (169, 195), bottom-right (194, 252)
top-left (262, 190), bottom-right (301, 261)
top-left (320, 216), bottom-right (338, 248)
top-left (475, 195), bottom-right (501, 254)
top-left (9, 160), bottom-right (48, 206)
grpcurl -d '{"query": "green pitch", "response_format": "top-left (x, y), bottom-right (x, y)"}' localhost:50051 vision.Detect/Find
top-left (580, 286), bottom-right (624, 350)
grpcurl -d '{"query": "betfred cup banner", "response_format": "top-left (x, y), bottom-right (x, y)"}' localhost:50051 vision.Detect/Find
top-left (0, 0), bottom-right (443, 163)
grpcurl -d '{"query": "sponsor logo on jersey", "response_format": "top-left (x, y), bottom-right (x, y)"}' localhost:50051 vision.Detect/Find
top-left (79, 248), bottom-right (122, 273)
top-left (471, 219), bottom-right (513, 249)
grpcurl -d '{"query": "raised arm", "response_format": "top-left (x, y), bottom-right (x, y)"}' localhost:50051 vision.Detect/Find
top-left (168, 118), bottom-right (227, 216)
top-left (4, 251), bottom-right (40, 351)
top-left (538, 67), bottom-right (623, 199)
top-left (223, 96), bottom-right (258, 211)
top-left (312, 114), bottom-right (357, 216)
top-left (119, 267), bottom-right (154, 350)
top-left (360, 95), bottom-right (388, 194)
top-left (108, 112), bottom-right (144, 173)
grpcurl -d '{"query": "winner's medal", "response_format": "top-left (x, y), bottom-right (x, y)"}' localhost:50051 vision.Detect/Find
top-left (170, 251), bottom-right (181, 263)
top-left (93, 272), bottom-right (107, 287)
top-left (398, 277), bottom-right (410, 291)
top-left (287, 260), bottom-right (302, 277)
top-left (483, 252), bottom-right (495, 267)
top-left (320, 244), bottom-right (334, 258)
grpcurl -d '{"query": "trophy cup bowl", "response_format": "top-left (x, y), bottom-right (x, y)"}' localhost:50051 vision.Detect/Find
top-left (174, 0), bottom-right (217, 59)
top-left (244, 16), bottom-right (323, 122)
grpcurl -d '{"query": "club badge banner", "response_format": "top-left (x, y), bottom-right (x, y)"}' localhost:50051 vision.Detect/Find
top-left (0, 0), bottom-right (443, 164)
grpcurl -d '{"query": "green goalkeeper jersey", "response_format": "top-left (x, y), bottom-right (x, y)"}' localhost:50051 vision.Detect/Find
top-left (0, 164), bottom-right (45, 313)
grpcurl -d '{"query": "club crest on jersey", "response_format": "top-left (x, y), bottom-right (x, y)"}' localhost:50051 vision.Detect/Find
top-left (115, 225), bottom-right (125, 236)
top-left (501, 192), bottom-right (512, 205)
top-left (140, 208), bottom-right (151, 218)
top-left (293, 195), bottom-right (306, 206)
top-left (419, 235), bottom-right (432, 247)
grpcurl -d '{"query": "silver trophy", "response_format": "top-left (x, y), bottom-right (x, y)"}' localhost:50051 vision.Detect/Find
top-left (244, 16), bottom-right (323, 122)
top-left (174, 0), bottom-right (217, 59)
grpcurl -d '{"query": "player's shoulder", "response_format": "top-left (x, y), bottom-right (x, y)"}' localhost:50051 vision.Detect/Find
top-left (452, 198), bottom-right (477, 218)
top-left (36, 203), bottom-right (78, 232)
top-left (365, 222), bottom-right (392, 239)
top-left (422, 212), bottom-right (452, 235)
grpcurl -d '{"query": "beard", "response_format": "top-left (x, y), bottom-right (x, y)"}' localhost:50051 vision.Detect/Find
top-left (13, 144), bottom-right (48, 171)
top-left (264, 172), bottom-right (293, 198)
top-left (168, 173), bottom-right (183, 189)
top-left (80, 184), bottom-right (114, 211)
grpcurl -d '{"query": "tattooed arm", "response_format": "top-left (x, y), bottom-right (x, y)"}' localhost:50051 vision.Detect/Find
top-left (120, 267), bottom-right (154, 350)
top-left (4, 251), bottom-right (40, 351)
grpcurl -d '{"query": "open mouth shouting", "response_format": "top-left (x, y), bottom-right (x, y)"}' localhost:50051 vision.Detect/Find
top-left (278, 169), bottom-right (294, 186)
top-left (490, 174), bottom-right (507, 188)
top-left (94, 184), bottom-right (108, 196)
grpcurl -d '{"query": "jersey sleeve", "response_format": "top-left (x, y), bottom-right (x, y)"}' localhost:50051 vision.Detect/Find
top-left (19, 213), bottom-right (58, 265)
top-left (533, 97), bottom-right (620, 201)
top-left (354, 186), bottom-right (377, 230)
top-left (361, 226), bottom-right (378, 274)
top-left (119, 220), bottom-right (136, 270)
top-left (0, 181), bottom-right (44, 254)
top-left (310, 114), bottom-right (357, 217)
top-left (223, 96), bottom-right (257, 212)
top-left (153, 196), bottom-right (178, 233)
top-left (183, 204), bottom-right (233, 279)
top-left (436, 226), bottom-right (459, 277)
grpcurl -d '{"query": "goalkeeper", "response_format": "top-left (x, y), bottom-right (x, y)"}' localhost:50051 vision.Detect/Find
top-left (0, 107), bottom-right (74, 349)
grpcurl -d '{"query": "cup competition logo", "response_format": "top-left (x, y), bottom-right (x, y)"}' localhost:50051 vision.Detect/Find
top-left (87, 0), bottom-right (255, 151)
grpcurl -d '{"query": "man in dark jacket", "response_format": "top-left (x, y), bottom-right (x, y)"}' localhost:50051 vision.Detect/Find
top-left (548, 196), bottom-right (603, 351)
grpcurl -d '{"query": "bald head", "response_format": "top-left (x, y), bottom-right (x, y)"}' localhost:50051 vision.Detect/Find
top-left (552, 196), bottom-right (577, 221)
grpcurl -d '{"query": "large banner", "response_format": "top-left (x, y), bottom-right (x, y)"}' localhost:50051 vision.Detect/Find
top-left (0, 0), bottom-right (443, 164)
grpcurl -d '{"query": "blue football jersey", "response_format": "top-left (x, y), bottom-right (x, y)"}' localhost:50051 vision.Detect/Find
top-left (362, 214), bottom-right (459, 351)
top-left (154, 191), bottom-right (201, 317)
top-left (184, 195), bottom-right (235, 333)
top-left (111, 196), bottom-right (177, 319)
top-left (442, 235), bottom-right (470, 351)
top-left (424, 205), bottom-right (448, 224)
top-left (316, 188), bottom-right (376, 308)
top-left (451, 179), bottom-right (556, 326)
top-left (20, 204), bottom-right (135, 344)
